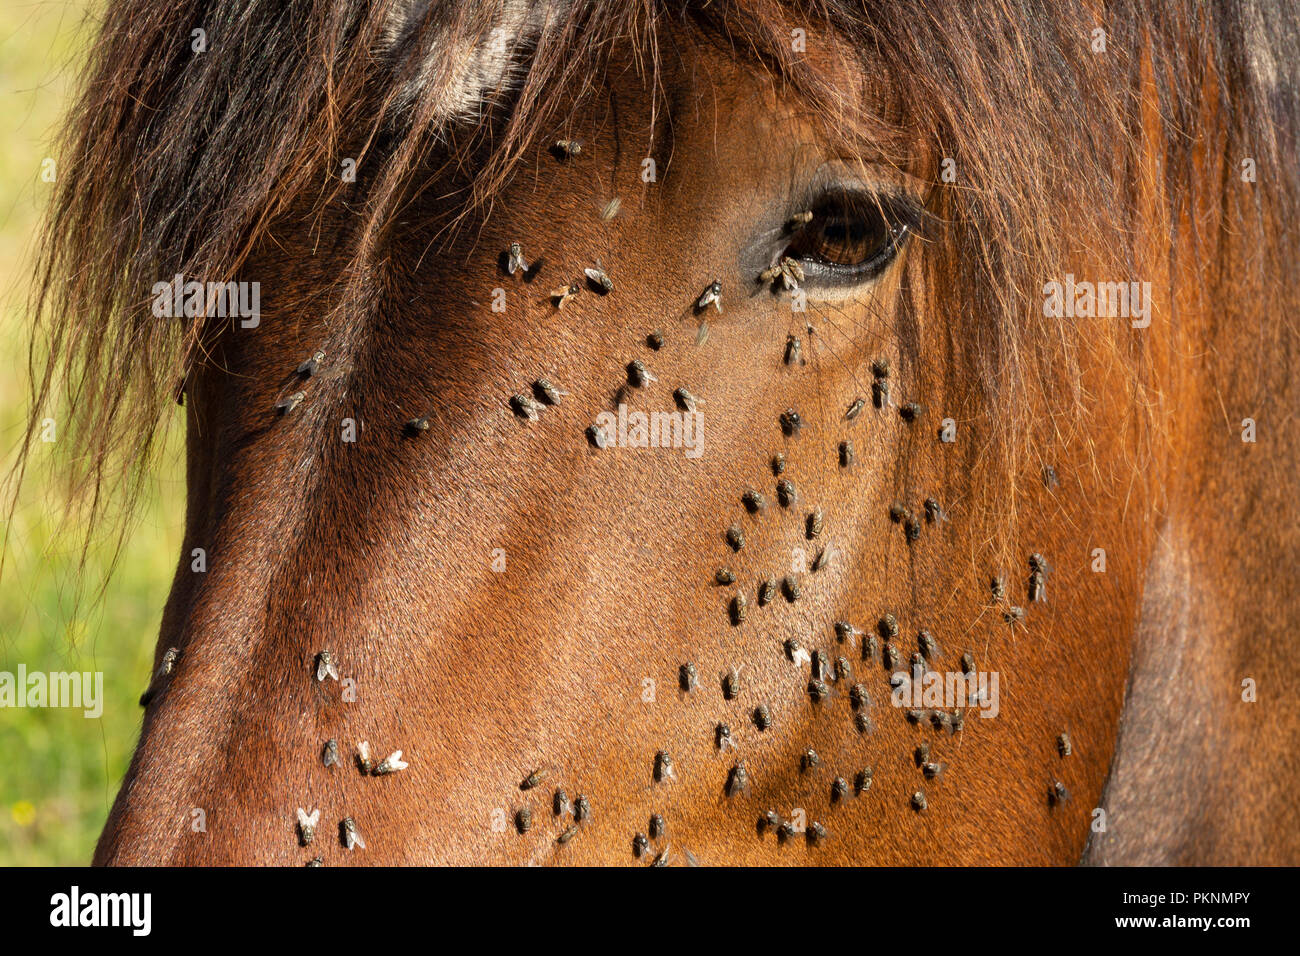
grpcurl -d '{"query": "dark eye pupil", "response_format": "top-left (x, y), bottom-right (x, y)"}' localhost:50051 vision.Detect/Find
top-left (785, 193), bottom-right (907, 271)
top-left (824, 221), bottom-right (868, 243)
top-left (774, 189), bottom-right (920, 283)
top-left (794, 214), bottom-right (885, 266)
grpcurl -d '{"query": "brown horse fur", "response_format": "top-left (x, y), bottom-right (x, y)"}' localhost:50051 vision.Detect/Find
top-left (9, 0), bottom-right (1299, 864)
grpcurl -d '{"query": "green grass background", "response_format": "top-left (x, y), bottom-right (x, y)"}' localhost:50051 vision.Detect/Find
top-left (0, 0), bottom-right (185, 865)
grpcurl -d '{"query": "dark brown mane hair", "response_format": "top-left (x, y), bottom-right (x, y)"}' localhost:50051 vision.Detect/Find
top-left (10, 0), bottom-right (1299, 578)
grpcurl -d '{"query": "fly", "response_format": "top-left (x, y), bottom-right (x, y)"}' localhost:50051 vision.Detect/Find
top-left (506, 242), bottom-right (529, 275)
top-left (696, 281), bottom-right (723, 312)
top-left (296, 350), bottom-right (324, 377)
top-left (627, 359), bottom-right (656, 387)
top-left (551, 283), bottom-right (581, 308)
top-left (584, 261), bottom-right (613, 294)
top-left (315, 651), bottom-right (339, 682)
top-left (373, 750), bottom-right (408, 775)
top-left (276, 391), bottom-right (305, 415)
top-left (533, 379), bottom-right (567, 406)
top-left (551, 139), bottom-right (584, 159)
top-left (510, 393), bottom-right (542, 421)
top-left (785, 335), bottom-right (804, 367)
top-left (341, 817), bottom-right (365, 850)
top-left (296, 807), bottom-right (320, 846)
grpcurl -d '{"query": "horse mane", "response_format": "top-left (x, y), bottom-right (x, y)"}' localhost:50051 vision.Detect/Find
top-left (9, 0), bottom-right (1299, 580)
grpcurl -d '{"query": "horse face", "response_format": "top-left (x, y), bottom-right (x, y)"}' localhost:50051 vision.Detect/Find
top-left (101, 23), bottom-right (1154, 866)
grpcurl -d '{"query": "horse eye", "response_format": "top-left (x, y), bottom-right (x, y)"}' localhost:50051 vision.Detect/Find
top-left (783, 191), bottom-right (915, 284)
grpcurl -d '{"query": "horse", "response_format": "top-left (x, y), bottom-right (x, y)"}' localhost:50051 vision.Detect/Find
top-left (15, 0), bottom-right (1299, 865)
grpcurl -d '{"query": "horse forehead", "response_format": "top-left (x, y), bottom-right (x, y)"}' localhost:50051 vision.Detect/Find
top-left (382, 0), bottom-right (569, 123)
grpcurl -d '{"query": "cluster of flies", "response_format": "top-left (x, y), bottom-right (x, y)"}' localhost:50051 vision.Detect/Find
top-left (505, 136), bottom-right (729, 450)
top-left (631, 811), bottom-right (673, 866)
top-left (1049, 732), bottom-right (1073, 807)
top-left (700, 327), bottom-right (976, 826)
top-left (503, 223), bottom-right (718, 451)
top-left (720, 463), bottom-right (831, 628)
top-left (677, 613), bottom-right (897, 849)
top-left (677, 657), bottom-right (846, 848)
top-left (513, 767), bottom-right (593, 850)
top-left (296, 651), bottom-right (408, 860)
top-left (884, 495), bottom-right (946, 544)
top-left (756, 762), bottom-right (874, 847)
top-left (989, 552), bottom-right (1052, 628)
top-left (984, 555), bottom-right (1078, 810)
top-left (272, 349), bottom-right (326, 416)
top-left (585, 344), bottom-right (710, 450)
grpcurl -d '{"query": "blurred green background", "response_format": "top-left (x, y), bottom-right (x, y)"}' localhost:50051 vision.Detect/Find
top-left (0, 0), bottom-right (185, 865)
